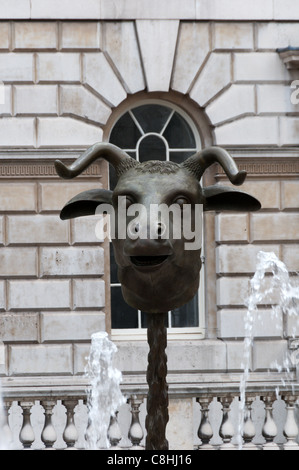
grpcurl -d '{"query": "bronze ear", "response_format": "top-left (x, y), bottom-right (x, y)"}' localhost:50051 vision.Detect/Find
top-left (60, 189), bottom-right (113, 220)
top-left (203, 185), bottom-right (261, 212)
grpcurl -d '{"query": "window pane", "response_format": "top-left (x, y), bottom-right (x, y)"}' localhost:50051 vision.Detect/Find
top-left (109, 243), bottom-right (118, 284)
top-left (111, 286), bottom-right (139, 328)
top-left (110, 112), bottom-right (142, 149)
top-left (132, 105), bottom-right (172, 134)
top-left (171, 294), bottom-right (199, 327)
top-left (163, 112), bottom-right (196, 148)
top-left (139, 135), bottom-right (167, 162)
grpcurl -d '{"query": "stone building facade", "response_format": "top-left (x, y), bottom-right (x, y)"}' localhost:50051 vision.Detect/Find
top-left (0, 0), bottom-right (299, 449)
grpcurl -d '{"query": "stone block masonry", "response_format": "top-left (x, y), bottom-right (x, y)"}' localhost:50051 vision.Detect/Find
top-left (0, 14), bottom-right (298, 382)
top-left (0, 173), bottom-right (107, 377)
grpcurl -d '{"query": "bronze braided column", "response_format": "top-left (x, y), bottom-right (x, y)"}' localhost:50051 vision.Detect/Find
top-left (145, 313), bottom-right (169, 450)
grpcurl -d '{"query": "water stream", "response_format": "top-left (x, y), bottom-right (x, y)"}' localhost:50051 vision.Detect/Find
top-left (84, 331), bottom-right (126, 450)
top-left (238, 250), bottom-right (299, 448)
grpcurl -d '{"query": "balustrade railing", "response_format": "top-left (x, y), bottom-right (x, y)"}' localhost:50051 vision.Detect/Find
top-left (1, 387), bottom-right (299, 450)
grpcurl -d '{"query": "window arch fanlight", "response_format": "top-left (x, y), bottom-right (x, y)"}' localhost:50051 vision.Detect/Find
top-left (107, 98), bottom-right (205, 340)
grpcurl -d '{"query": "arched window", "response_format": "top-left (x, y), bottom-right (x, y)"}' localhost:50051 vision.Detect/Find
top-left (108, 101), bottom-right (205, 339)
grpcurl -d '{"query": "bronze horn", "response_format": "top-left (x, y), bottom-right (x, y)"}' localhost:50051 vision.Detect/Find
top-left (181, 146), bottom-right (247, 186)
top-left (55, 142), bottom-right (138, 179)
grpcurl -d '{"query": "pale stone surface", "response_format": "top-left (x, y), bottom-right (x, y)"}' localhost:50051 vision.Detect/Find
top-left (40, 181), bottom-right (101, 211)
top-left (7, 214), bottom-right (69, 244)
top-left (0, 281), bottom-right (5, 310)
top-left (226, 341), bottom-right (251, 371)
top-left (234, 52), bottom-right (288, 81)
top-left (73, 343), bottom-right (92, 374)
top-left (251, 213), bottom-right (299, 242)
top-left (40, 246), bottom-right (104, 276)
top-left (30, 0), bottom-right (101, 19)
top-left (0, 53), bottom-right (34, 81)
top-left (171, 22), bottom-right (210, 94)
top-left (0, 85), bottom-right (12, 115)
top-left (9, 344), bottom-right (73, 375)
top-left (0, 117), bottom-right (36, 147)
top-left (282, 244), bottom-right (299, 272)
top-left (0, 313), bottom-right (39, 342)
top-left (101, 0), bottom-right (196, 20)
top-left (136, 20), bottom-right (179, 92)
top-left (214, 22), bottom-right (254, 49)
top-left (0, 218), bottom-right (4, 246)
top-left (215, 116), bottom-right (279, 145)
top-left (196, 0), bottom-right (274, 20)
top-left (0, 182), bottom-right (36, 211)
top-left (281, 181), bottom-right (299, 210)
top-left (37, 52), bottom-right (81, 82)
top-left (280, 117), bottom-right (299, 145)
top-left (83, 52), bottom-right (127, 106)
top-left (167, 398), bottom-right (194, 450)
top-left (73, 279), bottom-right (105, 308)
top-left (273, 0), bottom-right (299, 20)
top-left (215, 213), bottom-right (249, 242)
top-left (253, 340), bottom-right (288, 371)
top-left (218, 309), bottom-right (283, 339)
top-left (104, 21), bottom-right (145, 94)
top-left (37, 117), bottom-right (103, 147)
top-left (41, 312), bottom-right (106, 342)
top-left (217, 277), bottom-right (250, 307)
top-left (257, 22), bottom-right (299, 49)
top-left (114, 341), bottom-right (148, 372)
top-left (8, 280), bottom-right (71, 310)
top-left (216, 245), bottom-right (280, 274)
top-left (72, 215), bottom-right (103, 244)
top-left (14, 85), bottom-right (58, 115)
top-left (205, 84), bottom-right (255, 125)
top-left (0, 0), bottom-right (31, 19)
top-left (190, 53), bottom-right (231, 106)
top-left (14, 22), bottom-right (58, 49)
top-left (60, 85), bottom-right (112, 125)
top-left (167, 340), bottom-right (226, 371)
top-left (0, 22), bottom-right (10, 49)
top-left (0, 247), bottom-right (37, 276)
top-left (61, 21), bottom-right (101, 49)
top-left (257, 84), bottom-right (299, 114)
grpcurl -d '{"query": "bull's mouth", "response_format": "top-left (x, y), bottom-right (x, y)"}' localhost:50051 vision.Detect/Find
top-left (130, 255), bottom-right (169, 267)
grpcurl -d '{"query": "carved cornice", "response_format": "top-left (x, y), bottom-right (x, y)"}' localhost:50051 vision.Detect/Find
top-left (0, 148), bottom-right (297, 179)
top-left (0, 150), bottom-right (103, 179)
top-left (215, 148), bottom-right (299, 179)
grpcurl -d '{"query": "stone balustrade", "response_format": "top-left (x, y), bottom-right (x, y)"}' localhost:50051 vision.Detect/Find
top-left (1, 384), bottom-right (299, 450)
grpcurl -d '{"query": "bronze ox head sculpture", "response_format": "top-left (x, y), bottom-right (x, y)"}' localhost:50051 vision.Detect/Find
top-left (55, 143), bottom-right (260, 314)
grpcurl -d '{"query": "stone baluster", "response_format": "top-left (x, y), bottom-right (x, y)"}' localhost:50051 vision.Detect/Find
top-left (282, 394), bottom-right (299, 450)
top-left (128, 395), bottom-right (144, 449)
top-left (196, 397), bottom-right (214, 450)
top-left (218, 396), bottom-right (235, 450)
top-left (2, 401), bottom-right (13, 449)
top-left (19, 401), bottom-right (35, 449)
top-left (108, 412), bottom-right (122, 449)
top-left (41, 400), bottom-right (57, 449)
top-left (242, 395), bottom-right (258, 450)
top-left (261, 395), bottom-right (279, 450)
top-left (62, 399), bottom-right (78, 449)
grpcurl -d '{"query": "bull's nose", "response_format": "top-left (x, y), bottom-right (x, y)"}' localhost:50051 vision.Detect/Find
top-left (127, 220), bottom-right (167, 239)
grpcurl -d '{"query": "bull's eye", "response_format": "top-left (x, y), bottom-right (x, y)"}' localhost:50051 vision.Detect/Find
top-left (173, 196), bottom-right (190, 207)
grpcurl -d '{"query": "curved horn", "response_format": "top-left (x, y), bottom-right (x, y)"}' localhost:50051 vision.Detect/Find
top-left (55, 142), bottom-right (138, 179)
top-left (181, 146), bottom-right (247, 186)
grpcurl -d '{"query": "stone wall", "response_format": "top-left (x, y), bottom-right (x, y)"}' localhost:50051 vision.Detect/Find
top-left (0, 2), bottom-right (298, 385)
